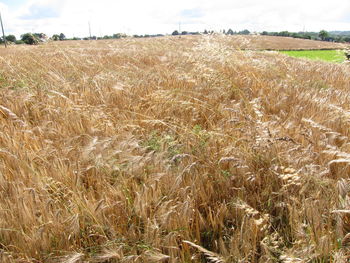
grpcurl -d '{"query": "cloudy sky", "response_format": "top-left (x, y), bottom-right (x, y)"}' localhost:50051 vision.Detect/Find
top-left (0, 0), bottom-right (349, 38)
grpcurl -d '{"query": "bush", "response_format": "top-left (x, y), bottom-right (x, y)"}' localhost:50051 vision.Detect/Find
top-left (319, 30), bottom-right (329, 41)
top-left (239, 29), bottom-right (250, 35)
top-left (59, 33), bottom-right (66, 41)
top-left (52, 34), bottom-right (60, 41)
top-left (21, 33), bottom-right (39, 45)
top-left (5, 35), bottom-right (16, 43)
top-left (112, 33), bottom-right (126, 39)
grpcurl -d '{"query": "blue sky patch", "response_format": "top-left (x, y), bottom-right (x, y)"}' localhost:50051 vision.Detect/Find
top-left (180, 8), bottom-right (204, 19)
top-left (0, 0), bottom-right (24, 7)
top-left (19, 3), bottom-right (61, 20)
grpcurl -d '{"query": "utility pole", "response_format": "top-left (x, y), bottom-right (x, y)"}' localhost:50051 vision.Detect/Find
top-left (178, 21), bottom-right (181, 38)
top-left (0, 11), bottom-right (7, 48)
top-left (88, 21), bottom-right (92, 39)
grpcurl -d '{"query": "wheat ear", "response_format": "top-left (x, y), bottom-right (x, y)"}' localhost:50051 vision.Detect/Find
top-left (183, 240), bottom-right (226, 263)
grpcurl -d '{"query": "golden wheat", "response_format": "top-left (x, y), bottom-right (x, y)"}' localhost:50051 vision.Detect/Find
top-left (0, 35), bottom-right (349, 262)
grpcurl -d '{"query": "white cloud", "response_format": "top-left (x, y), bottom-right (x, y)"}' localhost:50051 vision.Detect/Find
top-left (0, 0), bottom-right (349, 38)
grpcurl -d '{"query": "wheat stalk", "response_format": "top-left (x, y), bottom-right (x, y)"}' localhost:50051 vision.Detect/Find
top-left (183, 240), bottom-right (226, 263)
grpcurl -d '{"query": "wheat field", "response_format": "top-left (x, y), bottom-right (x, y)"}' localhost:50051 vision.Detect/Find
top-left (0, 35), bottom-right (350, 262)
top-left (223, 35), bottom-right (347, 50)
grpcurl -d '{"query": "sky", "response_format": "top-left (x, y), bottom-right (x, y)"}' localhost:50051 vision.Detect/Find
top-left (0, 0), bottom-right (349, 38)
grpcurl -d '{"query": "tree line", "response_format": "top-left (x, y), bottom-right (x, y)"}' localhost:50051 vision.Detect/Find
top-left (0, 32), bottom-right (128, 45)
top-left (261, 30), bottom-right (350, 43)
top-left (1, 29), bottom-right (349, 45)
top-left (171, 29), bottom-right (250, 36)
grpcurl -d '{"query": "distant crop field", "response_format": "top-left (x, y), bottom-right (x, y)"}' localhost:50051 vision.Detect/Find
top-left (281, 49), bottom-right (347, 62)
top-left (0, 35), bottom-right (350, 263)
top-left (224, 35), bottom-right (348, 50)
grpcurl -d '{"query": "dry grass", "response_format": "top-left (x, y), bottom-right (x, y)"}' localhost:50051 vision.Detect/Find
top-left (0, 35), bottom-right (349, 262)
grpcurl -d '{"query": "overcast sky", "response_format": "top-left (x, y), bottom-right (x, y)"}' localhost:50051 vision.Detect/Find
top-left (0, 0), bottom-right (349, 38)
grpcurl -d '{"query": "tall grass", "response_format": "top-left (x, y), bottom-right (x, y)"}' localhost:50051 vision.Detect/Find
top-left (0, 35), bottom-right (349, 262)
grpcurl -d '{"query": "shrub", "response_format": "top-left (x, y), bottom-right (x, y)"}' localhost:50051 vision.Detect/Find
top-left (5, 35), bottom-right (16, 43)
top-left (21, 33), bottom-right (39, 45)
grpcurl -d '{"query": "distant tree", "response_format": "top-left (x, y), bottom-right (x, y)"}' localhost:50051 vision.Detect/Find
top-left (5, 35), bottom-right (16, 43)
top-left (203, 29), bottom-right (208, 34)
top-left (325, 36), bottom-right (334, 42)
top-left (223, 29), bottom-right (226, 34)
top-left (21, 33), bottom-right (39, 45)
top-left (261, 31), bottom-right (268, 35)
top-left (227, 29), bottom-right (234, 35)
top-left (335, 36), bottom-right (345, 42)
top-left (112, 33), bottom-right (125, 39)
top-left (239, 29), bottom-right (250, 35)
top-left (319, 30), bottom-right (329, 41)
top-left (59, 33), bottom-right (66, 41)
top-left (172, 30), bottom-right (179, 36)
top-left (33, 33), bottom-right (47, 40)
top-left (52, 34), bottom-right (60, 41)
top-left (278, 31), bottom-right (290, 37)
top-left (302, 34), bottom-right (312, 40)
top-left (181, 31), bottom-right (188, 35)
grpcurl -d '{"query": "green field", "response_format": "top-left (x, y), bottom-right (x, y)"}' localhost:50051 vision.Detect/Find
top-left (281, 49), bottom-right (346, 63)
